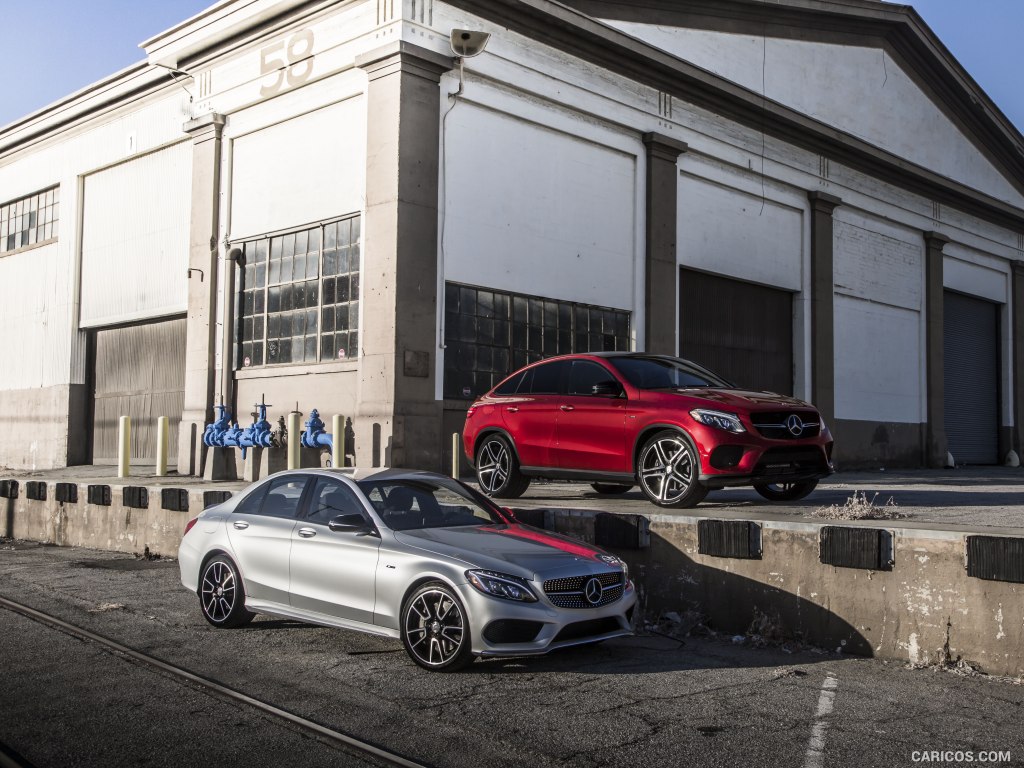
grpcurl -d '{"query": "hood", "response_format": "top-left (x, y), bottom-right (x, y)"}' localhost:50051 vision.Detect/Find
top-left (394, 524), bottom-right (620, 581)
top-left (666, 388), bottom-right (813, 410)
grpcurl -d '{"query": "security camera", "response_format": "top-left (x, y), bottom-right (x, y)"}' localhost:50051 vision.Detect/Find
top-left (450, 29), bottom-right (490, 58)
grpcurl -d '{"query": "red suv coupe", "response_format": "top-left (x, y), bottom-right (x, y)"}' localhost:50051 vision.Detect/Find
top-left (462, 353), bottom-right (833, 508)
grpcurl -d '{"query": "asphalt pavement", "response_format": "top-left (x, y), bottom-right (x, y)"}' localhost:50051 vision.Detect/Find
top-left (1, 541), bottom-right (1021, 768)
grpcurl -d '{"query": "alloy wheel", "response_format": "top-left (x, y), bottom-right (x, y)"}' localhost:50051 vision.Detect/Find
top-left (476, 439), bottom-right (510, 494)
top-left (201, 560), bottom-right (237, 624)
top-left (404, 588), bottom-right (466, 667)
top-left (639, 435), bottom-right (695, 505)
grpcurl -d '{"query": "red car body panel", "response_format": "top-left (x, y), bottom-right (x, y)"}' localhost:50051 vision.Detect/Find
top-left (463, 353), bottom-right (833, 489)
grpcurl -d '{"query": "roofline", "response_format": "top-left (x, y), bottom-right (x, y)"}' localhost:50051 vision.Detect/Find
top-left (445, 0), bottom-right (1024, 232)
top-left (0, 62), bottom-right (159, 151)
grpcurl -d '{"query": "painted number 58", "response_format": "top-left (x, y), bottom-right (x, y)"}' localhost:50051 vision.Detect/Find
top-left (259, 29), bottom-right (315, 98)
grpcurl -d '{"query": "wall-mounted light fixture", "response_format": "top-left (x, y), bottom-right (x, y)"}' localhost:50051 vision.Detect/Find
top-left (449, 29), bottom-right (490, 99)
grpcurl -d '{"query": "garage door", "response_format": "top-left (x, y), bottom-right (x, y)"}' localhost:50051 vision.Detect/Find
top-left (679, 269), bottom-right (793, 394)
top-left (943, 291), bottom-right (999, 465)
top-left (90, 318), bottom-right (186, 464)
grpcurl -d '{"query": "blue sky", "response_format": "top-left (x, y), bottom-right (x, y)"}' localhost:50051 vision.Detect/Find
top-left (1, 0), bottom-right (1021, 136)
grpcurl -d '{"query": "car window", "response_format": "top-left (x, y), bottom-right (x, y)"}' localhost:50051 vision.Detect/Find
top-left (306, 477), bottom-right (365, 525)
top-left (358, 478), bottom-right (507, 531)
top-left (524, 360), bottom-right (569, 395)
top-left (233, 482), bottom-right (270, 516)
top-left (608, 356), bottom-right (731, 389)
top-left (255, 476), bottom-right (309, 519)
top-left (568, 360), bottom-right (618, 395)
top-left (493, 370), bottom-right (524, 396)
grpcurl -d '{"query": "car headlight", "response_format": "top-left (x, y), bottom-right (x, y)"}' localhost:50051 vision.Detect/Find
top-left (598, 554), bottom-right (629, 585)
top-left (466, 570), bottom-right (538, 602)
top-left (690, 408), bottom-right (745, 433)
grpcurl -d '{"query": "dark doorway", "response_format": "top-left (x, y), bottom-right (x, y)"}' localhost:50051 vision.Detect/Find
top-left (679, 269), bottom-right (793, 394)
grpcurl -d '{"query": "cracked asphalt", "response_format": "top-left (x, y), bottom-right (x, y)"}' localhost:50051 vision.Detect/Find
top-left (1, 541), bottom-right (1022, 768)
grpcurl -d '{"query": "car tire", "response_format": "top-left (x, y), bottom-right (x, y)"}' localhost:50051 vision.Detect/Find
top-left (753, 480), bottom-right (819, 502)
top-left (637, 430), bottom-right (708, 509)
top-left (401, 581), bottom-right (473, 672)
top-left (199, 555), bottom-right (254, 629)
top-left (475, 434), bottom-right (530, 499)
top-left (590, 483), bottom-right (633, 495)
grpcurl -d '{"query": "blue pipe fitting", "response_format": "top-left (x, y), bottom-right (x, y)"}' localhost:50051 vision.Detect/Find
top-left (203, 405), bottom-right (234, 448)
top-left (301, 408), bottom-right (333, 452)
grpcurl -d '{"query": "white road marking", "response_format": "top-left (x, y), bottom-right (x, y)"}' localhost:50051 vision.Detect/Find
top-left (804, 673), bottom-right (839, 768)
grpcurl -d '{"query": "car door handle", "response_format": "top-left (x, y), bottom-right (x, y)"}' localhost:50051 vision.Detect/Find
top-left (232, 521), bottom-right (249, 530)
top-left (297, 528), bottom-right (317, 538)
top-left (560, 404), bottom-right (575, 412)
top-left (506, 406), bottom-right (519, 413)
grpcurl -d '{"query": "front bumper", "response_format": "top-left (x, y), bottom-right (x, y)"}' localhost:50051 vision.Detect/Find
top-left (457, 580), bottom-right (637, 657)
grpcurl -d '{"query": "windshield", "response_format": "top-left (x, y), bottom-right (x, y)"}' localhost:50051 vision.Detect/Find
top-left (357, 477), bottom-right (509, 531)
top-left (608, 356), bottom-right (732, 389)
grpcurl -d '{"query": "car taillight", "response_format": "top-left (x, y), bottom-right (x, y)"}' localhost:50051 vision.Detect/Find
top-left (183, 517), bottom-right (199, 536)
top-left (466, 406), bottom-right (477, 418)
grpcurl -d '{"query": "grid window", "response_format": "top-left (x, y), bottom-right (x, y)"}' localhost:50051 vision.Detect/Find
top-left (236, 215), bottom-right (360, 368)
top-left (0, 186), bottom-right (59, 255)
top-left (443, 282), bottom-right (631, 400)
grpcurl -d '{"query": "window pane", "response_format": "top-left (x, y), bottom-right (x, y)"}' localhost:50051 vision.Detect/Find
top-left (229, 217), bottom-right (359, 369)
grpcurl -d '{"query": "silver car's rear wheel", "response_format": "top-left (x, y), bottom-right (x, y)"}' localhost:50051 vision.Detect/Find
top-left (200, 555), bottom-right (254, 628)
top-left (637, 430), bottom-right (708, 509)
top-left (401, 582), bottom-right (472, 671)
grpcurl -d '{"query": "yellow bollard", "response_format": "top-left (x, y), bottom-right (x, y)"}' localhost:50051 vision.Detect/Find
top-left (451, 432), bottom-right (460, 479)
top-left (332, 414), bottom-right (343, 467)
top-left (117, 415), bottom-right (131, 479)
top-left (287, 411), bottom-right (301, 470)
top-left (155, 416), bottom-right (169, 477)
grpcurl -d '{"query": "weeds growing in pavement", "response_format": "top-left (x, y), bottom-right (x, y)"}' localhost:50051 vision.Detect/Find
top-left (813, 490), bottom-right (904, 520)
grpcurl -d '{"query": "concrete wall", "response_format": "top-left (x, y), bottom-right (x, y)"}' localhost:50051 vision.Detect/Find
top-left (534, 508), bottom-right (1024, 677)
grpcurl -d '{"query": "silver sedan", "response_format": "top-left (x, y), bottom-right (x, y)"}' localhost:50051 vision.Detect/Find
top-left (178, 468), bottom-right (636, 671)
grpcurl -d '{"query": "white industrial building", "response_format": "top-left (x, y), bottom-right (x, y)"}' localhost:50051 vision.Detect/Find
top-left (1, 0), bottom-right (1022, 474)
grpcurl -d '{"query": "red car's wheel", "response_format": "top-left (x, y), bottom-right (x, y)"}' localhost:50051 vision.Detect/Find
top-left (637, 430), bottom-right (708, 509)
top-left (475, 434), bottom-right (530, 499)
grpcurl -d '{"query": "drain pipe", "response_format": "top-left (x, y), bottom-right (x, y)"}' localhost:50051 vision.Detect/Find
top-left (221, 248), bottom-right (244, 415)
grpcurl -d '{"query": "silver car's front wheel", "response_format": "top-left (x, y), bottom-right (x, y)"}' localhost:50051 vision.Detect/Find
top-left (401, 582), bottom-right (473, 671)
top-left (199, 555), bottom-right (254, 628)
top-left (637, 430), bottom-right (708, 509)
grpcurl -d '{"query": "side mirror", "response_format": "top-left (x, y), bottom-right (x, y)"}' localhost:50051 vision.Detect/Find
top-left (328, 513), bottom-right (373, 533)
top-left (591, 380), bottom-right (624, 398)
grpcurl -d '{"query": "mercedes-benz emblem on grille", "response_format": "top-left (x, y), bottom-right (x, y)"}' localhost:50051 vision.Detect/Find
top-left (584, 577), bottom-right (603, 605)
top-left (786, 414), bottom-right (804, 437)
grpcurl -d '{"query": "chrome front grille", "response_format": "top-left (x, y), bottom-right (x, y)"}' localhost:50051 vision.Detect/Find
top-left (543, 571), bottom-right (624, 609)
top-left (750, 411), bottom-right (821, 440)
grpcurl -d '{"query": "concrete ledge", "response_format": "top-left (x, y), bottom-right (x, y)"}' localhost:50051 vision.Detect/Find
top-left (3, 480), bottom-right (237, 556)
top-left (517, 506), bottom-right (1024, 677)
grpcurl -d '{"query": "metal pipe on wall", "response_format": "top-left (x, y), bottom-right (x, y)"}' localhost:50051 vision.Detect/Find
top-left (220, 248), bottom-right (243, 416)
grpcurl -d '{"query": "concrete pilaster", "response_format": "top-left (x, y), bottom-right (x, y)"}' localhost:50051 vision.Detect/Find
top-left (642, 133), bottom-right (688, 355)
top-left (924, 232), bottom-right (950, 467)
top-left (808, 191), bottom-right (841, 433)
top-left (177, 113), bottom-right (225, 475)
top-left (1012, 262), bottom-right (1024, 456)
top-left (355, 42), bottom-right (453, 470)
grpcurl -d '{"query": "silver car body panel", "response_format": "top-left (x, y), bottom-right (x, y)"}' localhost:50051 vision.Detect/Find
top-left (179, 468), bottom-right (636, 657)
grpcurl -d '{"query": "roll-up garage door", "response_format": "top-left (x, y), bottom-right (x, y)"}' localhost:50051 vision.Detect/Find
top-left (679, 269), bottom-right (793, 394)
top-left (90, 318), bottom-right (186, 464)
top-left (943, 291), bottom-right (999, 464)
